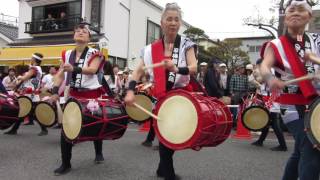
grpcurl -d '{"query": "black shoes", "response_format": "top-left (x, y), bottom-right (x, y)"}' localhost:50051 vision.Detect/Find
top-left (251, 141), bottom-right (263, 147)
top-left (141, 141), bottom-right (152, 147)
top-left (38, 131), bottom-right (48, 136)
top-left (54, 164), bottom-right (71, 176)
top-left (157, 173), bottom-right (181, 180)
top-left (53, 124), bottom-right (61, 129)
top-left (270, 146), bottom-right (287, 151)
top-left (94, 154), bottom-right (104, 164)
top-left (4, 130), bottom-right (17, 135)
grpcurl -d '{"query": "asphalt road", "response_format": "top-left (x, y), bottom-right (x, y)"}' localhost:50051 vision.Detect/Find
top-left (0, 124), bottom-right (294, 180)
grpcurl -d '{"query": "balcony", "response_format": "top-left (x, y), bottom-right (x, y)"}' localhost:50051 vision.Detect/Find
top-left (25, 16), bottom-right (82, 34)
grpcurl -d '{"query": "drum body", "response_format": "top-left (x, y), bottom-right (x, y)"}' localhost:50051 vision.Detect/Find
top-left (154, 90), bottom-right (232, 150)
top-left (0, 94), bottom-right (19, 130)
top-left (305, 97), bottom-right (320, 149)
top-left (241, 94), bottom-right (270, 131)
top-left (35, 102), bottom-right (57, 127)
top-left (125, 93), bottom-right (154, 122)
top-left (62, 97), bottom-right (129, 143)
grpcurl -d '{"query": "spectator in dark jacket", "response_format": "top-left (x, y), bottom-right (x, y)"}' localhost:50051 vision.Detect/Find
top-left (204, 60), bottom-right (223, 98)
top-left (0, 80), bottom-right (8, 94)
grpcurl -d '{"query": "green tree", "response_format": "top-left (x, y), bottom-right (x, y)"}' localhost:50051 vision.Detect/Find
top-left (183, 26), bottom-right (209, 65)
top-left (183, 27), bottom-right (205, 38)
top-left (208, 39), bottom-right (249, 70)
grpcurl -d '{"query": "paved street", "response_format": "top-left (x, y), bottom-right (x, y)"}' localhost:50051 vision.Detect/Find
top-left (0, 124), bottom-right (293, 180)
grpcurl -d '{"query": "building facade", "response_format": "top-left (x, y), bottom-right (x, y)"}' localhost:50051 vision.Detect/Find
top-left (9, 0), bottom-right (190, 69)
top-left (226, 36), bottom-right (273, 64)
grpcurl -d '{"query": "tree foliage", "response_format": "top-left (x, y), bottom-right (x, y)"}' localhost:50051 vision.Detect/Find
top-left (207, 39), bottom-right (249, 70)
top-left (183, 27), bottom-right (249, 70)
top-left (183, 27), bottom-right (205, 38)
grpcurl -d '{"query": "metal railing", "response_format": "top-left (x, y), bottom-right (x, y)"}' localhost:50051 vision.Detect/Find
top-left (25, 16), bottom-right (83, 34)
top-left (0, 13), bottom-right (18, 27)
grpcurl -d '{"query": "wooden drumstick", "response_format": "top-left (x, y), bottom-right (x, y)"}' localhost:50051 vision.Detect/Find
top-left (284, 74), bottom-right (316, 86)
top-left (132, 102), bottom-right (161, 121)
top-left (142, 61), bottom-right (165, 71)
top-left (56, 101), bottom-right (63, 124)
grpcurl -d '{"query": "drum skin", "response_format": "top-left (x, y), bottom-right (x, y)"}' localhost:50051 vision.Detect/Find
top-left (34, 102), bottom-right (57, 127)
top-left (241, 94), bottom-right (270, 131)
top-left (242, 106), bottom-right (270, 131)
top-left (305, 97), bottom-right (320, 149)
top-left (154, 90), bottom-right (232, 151)
top-left (125, 93), bottom-right (153, 122)
top-left (0, 94), bottom-right (19, 130)
top-left (62, 98), bottom-right (129, 143)
top-left (17, 96), bottom-right (33, 118)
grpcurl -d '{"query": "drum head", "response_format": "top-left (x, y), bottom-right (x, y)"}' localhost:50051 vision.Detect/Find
top-left (35, 102), bottom-right (56, 127)
top-left (125, 94), bottom-right (153, 121)
top-left (63, 100), bottom-right (82, 140)
top-left (309, 103), bottom-right (320, 144)
top-left (242, 106), bottom-right (270, 131)
top-left (157, 95), bottom-right (198, 144)
top-left (18, 96), bottom-right (32, 118)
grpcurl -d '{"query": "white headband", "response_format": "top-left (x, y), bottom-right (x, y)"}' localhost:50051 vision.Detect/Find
top-left (77, 24), bottom-right (94, 35)
top-left (32, 54), bottom-right (43, 61)
top-left (83, 24), bottom-right (92, 34)
top-left (285, 0), bottom-right (312, 14)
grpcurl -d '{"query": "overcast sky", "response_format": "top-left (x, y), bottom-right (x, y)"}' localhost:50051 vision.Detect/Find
top-left (0, 0), bottom-right (301, 40)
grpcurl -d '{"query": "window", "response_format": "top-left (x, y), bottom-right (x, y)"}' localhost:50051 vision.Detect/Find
top-left (146, 20), bottom-right (161, 45)
top-left (27, 0), bottom-right (82, 33)
top-left (108, 56), bottom-right (115, 65)
top-left (256, 46), bottom-right (262, 52)
top-left (249, 46), bottom-right (255, 52)
top-left (108, 56), bottom-right (127, 69)
top-left (117, 58), bottom-right (127, 69)
top-left (91, 0), bottom-right (101, 32)
top-left (248, 45), bottom-right (262, 53)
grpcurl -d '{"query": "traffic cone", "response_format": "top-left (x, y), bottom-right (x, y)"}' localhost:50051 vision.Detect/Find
top-left (139, 120), bottom-right (150, 132)
top-left (23, 116), bottom-right (29, 125)
top-left (232, 105), bottom-right (251, 139)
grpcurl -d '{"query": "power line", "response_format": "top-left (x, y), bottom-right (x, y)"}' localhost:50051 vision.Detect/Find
top-left (206, 31), bottom-right (261, 34)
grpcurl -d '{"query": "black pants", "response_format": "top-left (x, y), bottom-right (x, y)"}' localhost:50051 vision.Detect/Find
top-left (157, 142), bottom-right (175, 180)
top-left (60, 133), bottom-right (103, 166)
top-left (145, 119), bottom-right (155, 142)
top-left (9, 115), bottom-right (47, 132)
top-left (256, 112), bottom-right (287, 148)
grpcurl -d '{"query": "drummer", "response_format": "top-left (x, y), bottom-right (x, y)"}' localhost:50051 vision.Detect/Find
top-left (4, 53), bottom-right (48, 136)
top-left (125, 3), bottom-right (197, 180)
top-left (50, 22), bottom-right (105, 175)
top-left (260, 1), bottom-right (320, 179)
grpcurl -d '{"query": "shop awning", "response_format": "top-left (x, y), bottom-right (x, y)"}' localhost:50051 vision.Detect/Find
top-left (0, 44), bottom-right (108, 67)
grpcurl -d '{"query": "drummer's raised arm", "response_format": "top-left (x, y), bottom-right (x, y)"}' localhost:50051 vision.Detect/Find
top-left (124, 59), bottom-right (145, 105)
top-left (304, 52), bottom-right (320, 65)
top-left (186, 47), bottom-right (198, 75)
top-left (52, 61), bottom-right (65, 89)
top-left (260, 44), bottom-right (276, 82)
top-left (130, 59), bottom-right (145, 85)
top-left (260, 44), bottom-right (285, 90)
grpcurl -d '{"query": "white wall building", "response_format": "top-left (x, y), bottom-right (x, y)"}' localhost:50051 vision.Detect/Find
top-left (14, 0), bottom-right (190, 69)
top-left (226, 36), bottom-right (273, 64)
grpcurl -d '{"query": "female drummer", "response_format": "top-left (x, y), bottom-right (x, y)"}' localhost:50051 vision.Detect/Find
top-left (4, 53), bottom-right (48, 136)
top-left (50, 22), bottom-right (105, 176)
top-left (260, 1), bottom-right (320, 179)
top-left (125, 3), bottom-right (197, 180)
